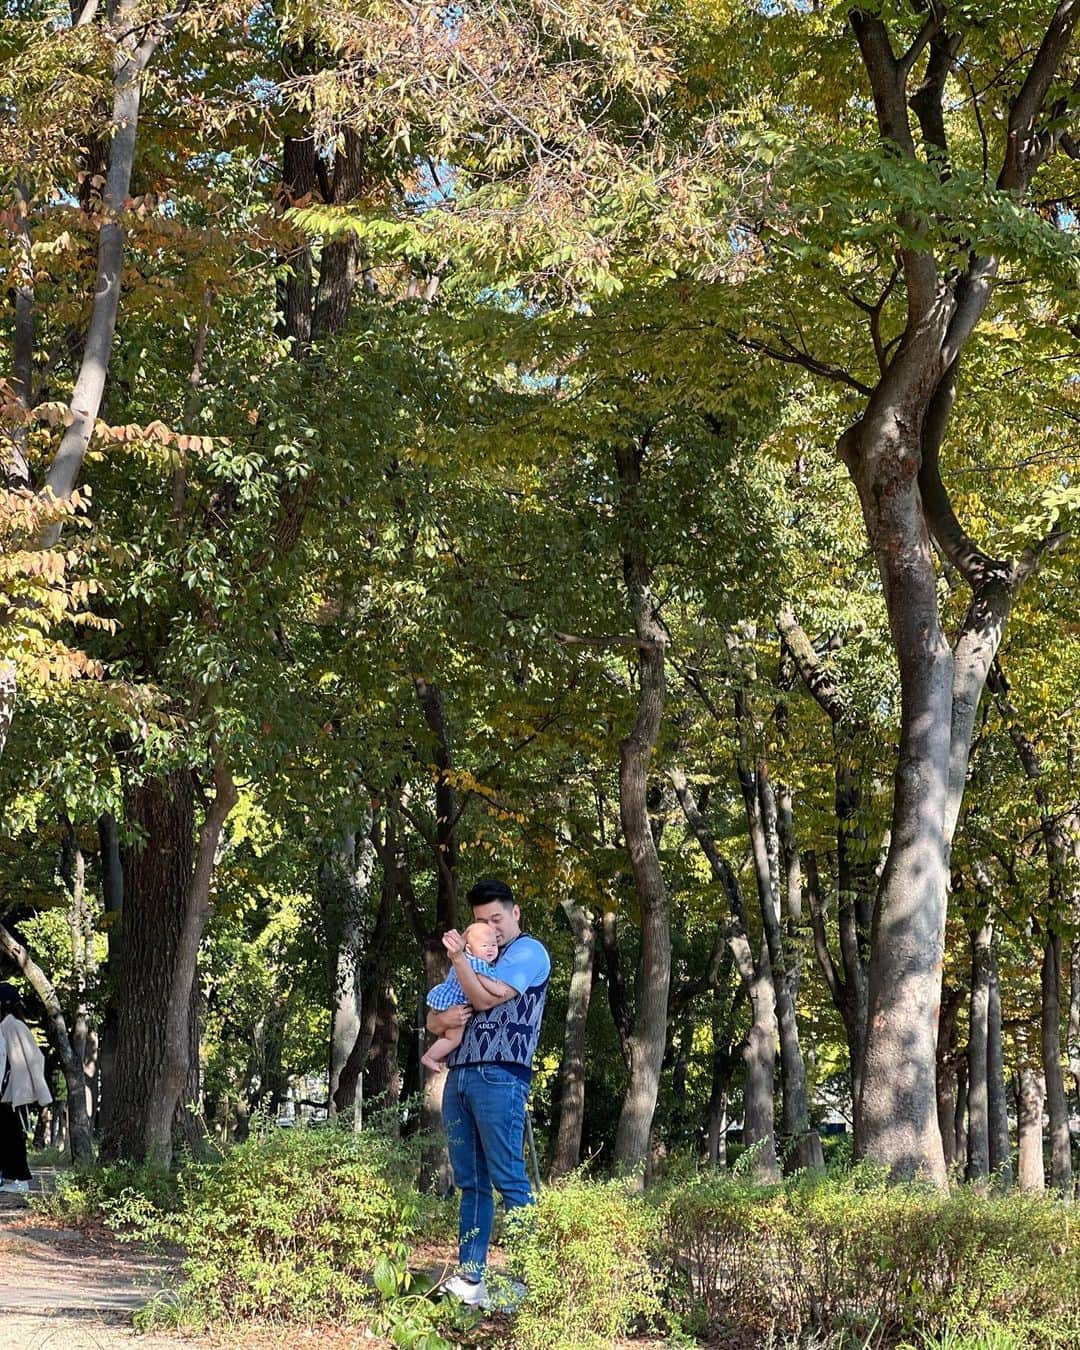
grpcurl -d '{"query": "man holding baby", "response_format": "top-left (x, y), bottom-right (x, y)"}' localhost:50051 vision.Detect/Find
top-left (425, 877), bottom-right (550, 1308)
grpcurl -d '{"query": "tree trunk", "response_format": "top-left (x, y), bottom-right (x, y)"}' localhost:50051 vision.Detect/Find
top-left (392, 830), bottom-right (453, 1192)
top-left (1041, 930), bottom-right (1073, 1198)
top-left (966, 921), bottom-right (992, 1183)
top-left (936, 987), bottom-right (962, 1173)
top-left (318, 823), bottom-right (374, 1117)
top-left (953, 1055), bottom-right (968, 1175)
top-left (363, 982), bottom-right (400, 1115)
top-left (990, 673), bottom-right (1075, 1196)
top-left (745, 761), bottom-right (820, 1171)
top-left (1017, 1066), bottom-right (1045, 1192)
top-left (62, 820), bottom-right (98, 1126)
top-left (550, 899), bottom-right (596, 1179)
top-left (1068, 935), bottom-right (1080, 1114)
top-left (0, 923), bottom-right (93, 1165)
top-left (670, 765), bottom-right (777, 1179)
top-left (277, 133), bottom-right (316, 356)
top-left (705, 988), bottom-right (744, 1169)
top-left (777, 612), bottom-right (872, 1121)
top-left (100, 770), bottom-right (200, 1162)
top-left (987, 948), bottom-right (1012, 1188)
top-left (742, 950), bottom-right (780, 1181)
top-left (96, 810), bottom-right (124, 1131)
top-left (144, 760), bottom-right (237, 1168)
top-left (612, 438), bottom-right (671, 1183)
top-left (313, 127), bottom-right (365, 336)
top-left (844, 437), bottom-right (951, 1187)
top-left (43, 2), bottom-right (169, 515)
top-left (335, 824), bottom-right (396, 1120)
top-left (600, 908), bottom-right (631, 1064)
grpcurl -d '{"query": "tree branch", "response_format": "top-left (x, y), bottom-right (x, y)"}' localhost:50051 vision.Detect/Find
top-left (726, 330), bottom-right (873, 395)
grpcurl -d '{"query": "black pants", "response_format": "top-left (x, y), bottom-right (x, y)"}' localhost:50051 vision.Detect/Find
top-left (0, 1102), bottom-right (31, 1181)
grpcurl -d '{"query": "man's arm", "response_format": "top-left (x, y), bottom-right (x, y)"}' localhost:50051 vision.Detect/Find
top-left (449, 953), bottom-right (516, 1010)
top-left (427, 1004), bottom-right (472, 1036)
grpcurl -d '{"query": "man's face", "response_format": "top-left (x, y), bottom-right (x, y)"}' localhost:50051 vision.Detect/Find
top-left (470, 900), bottom-right (521, 947)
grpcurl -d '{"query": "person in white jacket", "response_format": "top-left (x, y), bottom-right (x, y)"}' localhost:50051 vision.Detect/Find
top-left (0, 983), bottom-right (52, 1195)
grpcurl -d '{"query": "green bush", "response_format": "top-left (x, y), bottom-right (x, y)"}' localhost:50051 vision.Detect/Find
top-left (42, 1123), bottom-right (449, 1332)
top-left (656, 1168), bottom-right (1080, 1347)
top-left (506, 1175), bottom-right (666, 1350)
top-left (36, 1159), bottom-right (184, 1227)
top-left (158, 1125), bottom-right (443, 1325)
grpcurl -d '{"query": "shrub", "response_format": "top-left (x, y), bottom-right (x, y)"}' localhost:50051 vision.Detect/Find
top-left (506, 1175), bottom-right (666, 1350)
top-left (156, 1125), bottom-right (443, 1324)
top-left (655, 1168), bottom-right (1080, 1347)
top-left (42, 1123), bottom-right (449, 1332)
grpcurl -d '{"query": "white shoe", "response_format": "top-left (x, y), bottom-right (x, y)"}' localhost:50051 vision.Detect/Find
top-left (0, 1179), bottom-right (29, 1194)
top-left (440, 1274), bottom-right (490, 1308)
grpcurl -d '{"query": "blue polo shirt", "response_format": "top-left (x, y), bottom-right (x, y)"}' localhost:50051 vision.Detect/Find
top-left (447, 933), bottom-right (550, 1083)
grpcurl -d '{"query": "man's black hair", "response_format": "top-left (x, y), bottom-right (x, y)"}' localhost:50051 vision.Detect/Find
top-left (467, 878), bottom-right (515, 909)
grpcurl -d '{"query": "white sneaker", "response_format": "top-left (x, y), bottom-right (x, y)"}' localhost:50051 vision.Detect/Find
top-left (0, 1180), bottom-right (29, 1195)
top-left (440, 1274), bottom-right (490, 1308)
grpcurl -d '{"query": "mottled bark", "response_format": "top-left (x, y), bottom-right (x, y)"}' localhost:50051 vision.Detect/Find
top-left (706, 985), bottom-right (745, 1168)
top-left (778, 614), bottom-right (870, 1118)
top-left (966, 921), bottom-right (993, 1183)
top-left (733, 687), bottom-right (820, 1172)
top-left (550, 899), bottom-right (596, 1178)
top-left (318, 823), bottom-right (374, 1117)
top-left (1041, 931), bottom-right (1073, 1197)
top-left (144, 760), bottom-right (237, 1167)
top-left (100, 769), bottom-right (201, 1162)
top-left (1017, 1066), bottom-right (1046, 1192)
top-left (743, 951), bottom-right (780, 1180)
top-left (987, 949), bottom-right (1012, 1188)
top-left (44, 2), bottom-right (171, 516)
top-left (336, 821), bottom-right (397, 1120)
top-left (936, 987), bottom-right (963, 1172)
top-left (670, 766), bottom-right (778, 1180)
top-left (836, 1), bottom-right (1080, 1184)
top-left (612, 436), bottom-right (670, 1182)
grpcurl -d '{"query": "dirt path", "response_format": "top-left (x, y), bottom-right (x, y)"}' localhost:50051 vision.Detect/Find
top-left (0, 1190), bottom-right (403, 1349)
top-left (0, 1188), bottom-right (184, 1348)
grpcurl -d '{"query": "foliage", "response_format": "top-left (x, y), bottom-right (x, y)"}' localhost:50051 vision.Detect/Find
top-left (43, 1124), bottom-right (445, 1330)
top-left (505, 1175), bottom-right (666, 1350)
top-left (656, 1169), bottom-right (1080, 1347)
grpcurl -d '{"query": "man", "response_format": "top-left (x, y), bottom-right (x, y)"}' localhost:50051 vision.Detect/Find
top-left (427, 878), bottom-right (550, 1308)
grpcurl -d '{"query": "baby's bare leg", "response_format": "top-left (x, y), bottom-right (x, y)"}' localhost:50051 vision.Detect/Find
top-left (421, 1024), bottom-right (464, 1073)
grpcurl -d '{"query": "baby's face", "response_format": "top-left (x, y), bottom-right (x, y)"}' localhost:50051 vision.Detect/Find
top-left (465, 924), bottom-right (498, 962)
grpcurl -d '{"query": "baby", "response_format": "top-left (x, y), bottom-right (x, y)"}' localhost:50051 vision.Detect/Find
top-left (421, 921), bottom-right (502, 1072)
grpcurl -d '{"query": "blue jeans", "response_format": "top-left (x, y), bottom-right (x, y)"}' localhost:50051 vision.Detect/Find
top-left (442, 1065), bottom-right (534, 1278)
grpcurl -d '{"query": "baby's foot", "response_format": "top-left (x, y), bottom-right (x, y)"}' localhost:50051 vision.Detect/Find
top-left (421, 1053), bottom-right (446, 1073)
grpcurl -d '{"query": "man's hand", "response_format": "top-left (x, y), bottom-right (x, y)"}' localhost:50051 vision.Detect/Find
top-left (443, 929), bottom-right (466, 957)
top-left (427, 1003), bottom-right (472, 1036)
